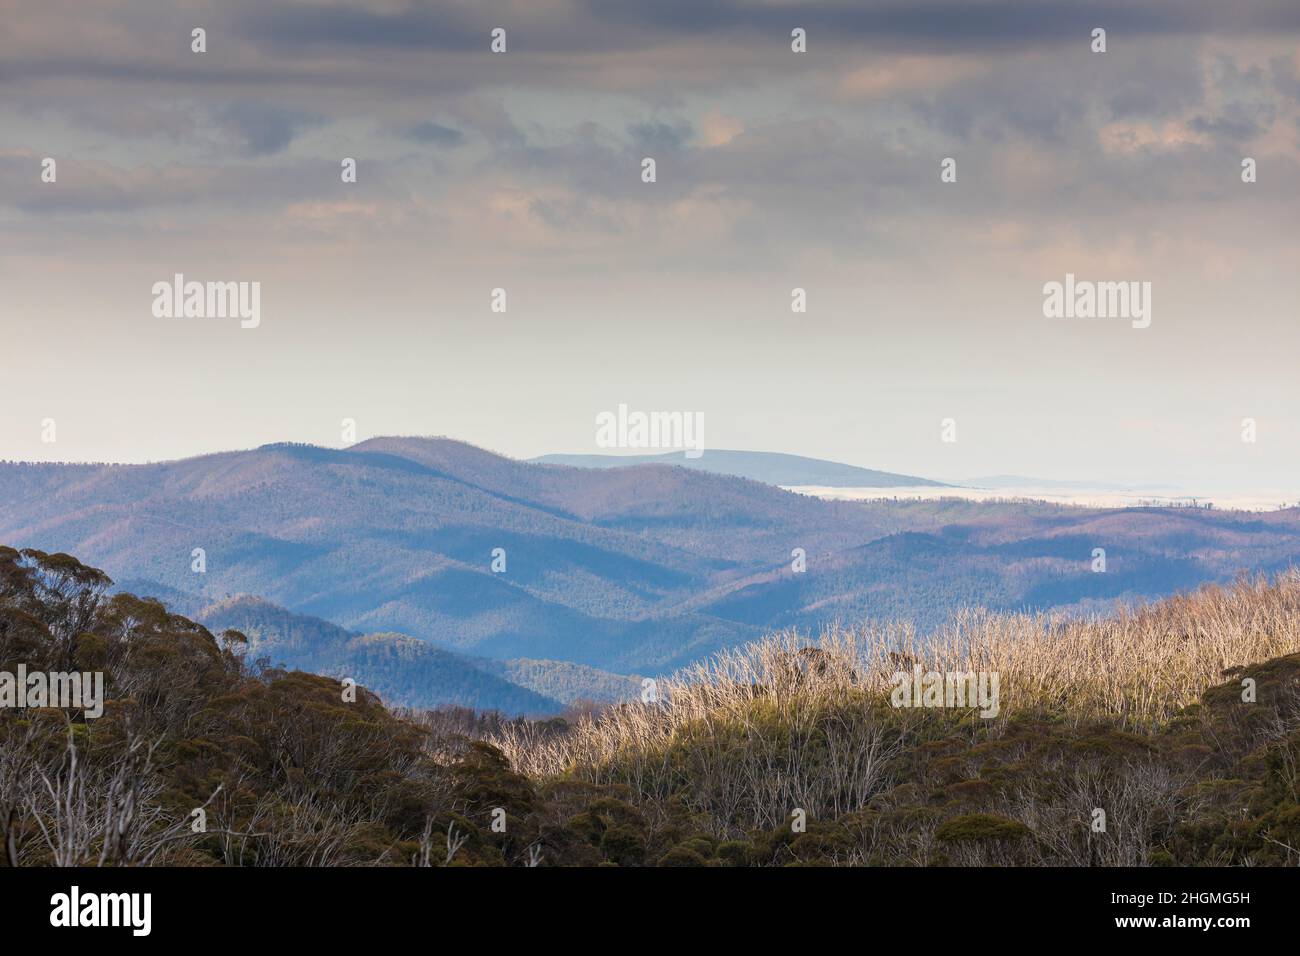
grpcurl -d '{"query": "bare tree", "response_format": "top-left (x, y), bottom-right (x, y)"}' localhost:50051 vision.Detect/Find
top-left (25, 722), bottom-right (218, 866)
top-left (445, 822), bottom-right (469, 865)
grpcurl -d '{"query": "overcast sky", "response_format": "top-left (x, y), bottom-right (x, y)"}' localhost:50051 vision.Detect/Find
top-left (2, 0), bottom-right (1298, 489)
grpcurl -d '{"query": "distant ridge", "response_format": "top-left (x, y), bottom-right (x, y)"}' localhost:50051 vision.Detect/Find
top-left (195, 594), bottom-right (638, 715)
top-left (531, 449), bottom-right (948, 488)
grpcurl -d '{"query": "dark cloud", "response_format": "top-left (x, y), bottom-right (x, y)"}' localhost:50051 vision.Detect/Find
top-left (627, 120), bottom-right (693, 152)
top-left (5, 0), bottom-right (1298, 106)
top-left (231, 3), bottom-right (479, 52)
top-left (1188, 113), bottom-right (1271, 142)
top-left (405, 121), bottom-right (464, 146)
top-left (578, 0), bottom-right (1300, 50)
top-left (217, 102), bottom-right (323, 156)
top-left (1270, 55), bottom-right (1300, 100)
top-left (1108, 86), bottom-right (1176, 119)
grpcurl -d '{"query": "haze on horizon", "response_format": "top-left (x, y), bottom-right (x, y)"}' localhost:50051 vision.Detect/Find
top-left (3, 1), bottom-right (1298, 492)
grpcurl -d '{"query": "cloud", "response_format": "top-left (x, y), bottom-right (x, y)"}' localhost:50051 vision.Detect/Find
top-left (2, 2), bottom-right (1297, 267)
top-left (577, 0), bottom-right (1300, 50)
top-left (217, 102), bottom-right (323, 156)
top-left (627, 119), bottom-right (693, 152)
top-left (404, 121), bottom-right (464, 147)
top-left (699, 110), bottom-right (743, 147)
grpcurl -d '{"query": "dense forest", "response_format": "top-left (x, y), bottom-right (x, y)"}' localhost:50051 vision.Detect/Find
top-left (2, 544), bottom-right (1299, 866)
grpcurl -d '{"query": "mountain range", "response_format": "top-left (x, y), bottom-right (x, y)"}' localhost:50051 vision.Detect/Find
top-left (4, 437), bottom-right (1300, 710)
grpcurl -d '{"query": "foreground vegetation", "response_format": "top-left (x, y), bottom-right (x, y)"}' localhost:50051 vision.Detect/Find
top-left (2, 544), bottom-right (1299, 866)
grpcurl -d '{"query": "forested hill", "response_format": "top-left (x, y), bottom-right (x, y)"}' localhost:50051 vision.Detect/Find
top-left (195, 594), bottom-right (639, 714)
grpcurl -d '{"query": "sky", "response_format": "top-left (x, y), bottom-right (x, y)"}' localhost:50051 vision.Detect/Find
top-left (1, 0), bottom-right (1298, 490)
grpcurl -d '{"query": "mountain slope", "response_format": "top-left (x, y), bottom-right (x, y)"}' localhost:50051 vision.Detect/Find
top-left (195, 595), bottom-right (564, 714)
top-left (530, 449), bottom-right (947, 488)
top-left (476, 658), bottom-right (642, 707)
top-left (193, 594), bottom-right (643, 714)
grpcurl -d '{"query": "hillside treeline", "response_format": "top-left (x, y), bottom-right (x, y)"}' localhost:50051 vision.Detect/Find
top-left (2, 544), bottom-right (1299, 866)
